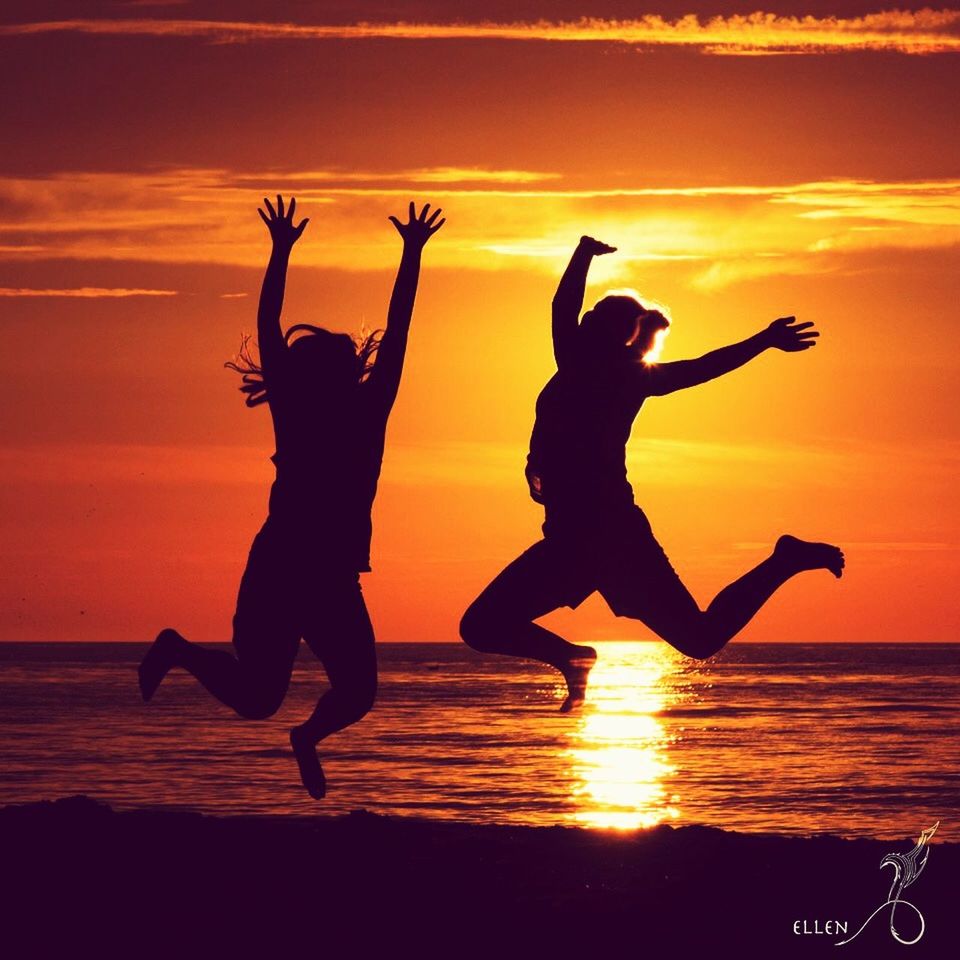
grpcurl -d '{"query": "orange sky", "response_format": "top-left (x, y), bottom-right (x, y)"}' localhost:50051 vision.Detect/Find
top-left (1, 2), bottom-right (958, 642)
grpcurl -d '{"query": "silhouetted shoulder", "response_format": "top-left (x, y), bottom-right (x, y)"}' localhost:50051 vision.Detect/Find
top-left (631, 362), bottom-right (661, 397)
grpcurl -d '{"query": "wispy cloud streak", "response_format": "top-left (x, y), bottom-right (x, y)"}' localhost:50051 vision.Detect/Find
top-left (0, 169), bottom-right (957, 285)
top-left (0, 286), bottom-right (177, 297)
top-left (2, 11), bottom-right (959, 55)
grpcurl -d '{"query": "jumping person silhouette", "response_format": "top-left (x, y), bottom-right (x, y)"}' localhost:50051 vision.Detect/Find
top-left (460, 235), bottom-right (844, 711)
top-left (139, 196), bottom-right (444, 798)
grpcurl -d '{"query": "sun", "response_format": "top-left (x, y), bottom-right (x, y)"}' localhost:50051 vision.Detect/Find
top-left (643, 325), bottom-right (670, 364)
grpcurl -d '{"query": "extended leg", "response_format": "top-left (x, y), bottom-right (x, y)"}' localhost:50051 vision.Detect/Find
top-left (608, 531), bottom-right (844, 660)
top-left (139, 520), bottom-right (300, 719)
top-left (290, 580), bottom-right (377, 800)
top-left (459, 539), bottom-right (597, 711)
top-left (139, 628), bottom-right (242, 708)
top-left (699, 535), bottom-right (844, 654)
top-left (139, 628), bottom-right (295, 720)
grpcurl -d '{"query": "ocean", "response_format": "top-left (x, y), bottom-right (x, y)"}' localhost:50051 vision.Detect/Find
top-left (0, 641), bottom-right (956, 839)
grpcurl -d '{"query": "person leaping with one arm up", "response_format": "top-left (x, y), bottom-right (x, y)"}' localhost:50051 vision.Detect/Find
top-left (461, 235), bottom-right (843, 711)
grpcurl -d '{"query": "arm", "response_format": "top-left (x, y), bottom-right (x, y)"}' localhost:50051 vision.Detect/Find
top-left (644, 316), bottom-right (819, 396)
top-left (552, 235), bottom-right (616, 369)
top-left (365, 202), bottom-right (445, 412)
top-left (255, 194), bottom-right (309, 379)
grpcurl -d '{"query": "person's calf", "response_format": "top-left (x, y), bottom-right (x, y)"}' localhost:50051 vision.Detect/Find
top-left (558, 645), bottom-right (597, 712)
top-left (338, 688), bottom-right (376, 728)
top-left (289, 687), bottom-right (375, 800)
top-left (299, 686), bottom-right (376, 743)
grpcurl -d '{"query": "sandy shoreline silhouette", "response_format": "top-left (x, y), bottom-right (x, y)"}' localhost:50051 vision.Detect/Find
top-left (3, 796), bottom-right (954, 957)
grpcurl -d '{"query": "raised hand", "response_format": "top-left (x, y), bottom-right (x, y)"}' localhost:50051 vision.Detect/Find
top-left (579, 235), bottom-right (617, 257)
top-left (389, 202), bottom-right (445, 249)
top-left (765, 316), bottom-right (819, 352)
top-left (258, 194), bottom-right (309, 251)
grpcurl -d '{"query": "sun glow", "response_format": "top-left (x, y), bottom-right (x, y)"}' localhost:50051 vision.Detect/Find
top-left (566, 643), bottom-right (682, 830)
top-left (643, 326), bottom-right (671, 364)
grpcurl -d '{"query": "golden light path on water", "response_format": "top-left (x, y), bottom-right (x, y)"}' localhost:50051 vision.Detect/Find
top-left (565, 642), bottom-right (684, 829)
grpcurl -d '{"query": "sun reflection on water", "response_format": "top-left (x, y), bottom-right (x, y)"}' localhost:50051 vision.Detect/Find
top-left (566, 642), bottom-right (683, 830)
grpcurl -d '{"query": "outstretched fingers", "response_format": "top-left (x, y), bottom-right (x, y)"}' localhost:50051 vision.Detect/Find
top-left (768, 314), bottom-right (821, 351)
top-left (389, 202), bottom-right (446, 239)
top-left (791, 329), bottom-right (820, 350)
top-left (259, 194), bottom-right (309, 245)
top-left (425, 207), bottom-right (445, 233)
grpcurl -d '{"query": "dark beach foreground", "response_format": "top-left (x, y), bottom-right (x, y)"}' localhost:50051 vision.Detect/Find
top-left (1, 797), bottom-right (955, 958)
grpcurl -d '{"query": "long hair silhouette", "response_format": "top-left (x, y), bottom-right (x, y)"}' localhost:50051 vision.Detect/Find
top-left (139, 196), bottom-right (445, 799)
top-left (225, 325), bottom-right (382, 407)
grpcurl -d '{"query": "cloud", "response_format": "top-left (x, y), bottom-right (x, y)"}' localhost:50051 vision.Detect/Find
top-left (3, 11), bottom-right (960, 55)
top-left (0, 169), bottom-right (957, 286)
top-left (227, 168), bottom-right (562, 186)
top-left (0, 286), bottom-right (177, 297)
top-left (691, 255), bottom-right (825, 290)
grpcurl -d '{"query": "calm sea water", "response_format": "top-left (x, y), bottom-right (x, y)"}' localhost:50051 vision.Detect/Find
top-left (0, 642), bottom-right (956, 839)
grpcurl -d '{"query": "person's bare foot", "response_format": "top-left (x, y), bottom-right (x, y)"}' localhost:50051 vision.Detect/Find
top-left (138, 628), bottom-right (184, 702)
top-left (775, 535), bottom-right (845, 579)
top-left (290, 726), bottom-right (326, 800)
top-left (558, 645), bottom-right (597, 713)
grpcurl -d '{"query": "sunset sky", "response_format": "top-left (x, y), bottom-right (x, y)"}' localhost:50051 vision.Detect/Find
top-left (1, 1), bottom-right (957, 643)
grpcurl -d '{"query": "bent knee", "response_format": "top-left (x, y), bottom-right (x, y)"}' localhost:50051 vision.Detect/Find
top-left (238, 700), bottom-right (281, 721)
top-left (458, 605), bottom-right (485, 650)
top-left (236, 683), bottom-right (288, 721)
top-left (460, 597), bottom-right (516, 653)
top-left (676, 643), bottom-right (716, 662)
top-left (459, 600), bottom-right (511, 653)
top-left (658, 619), bottom-right (725, 661)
